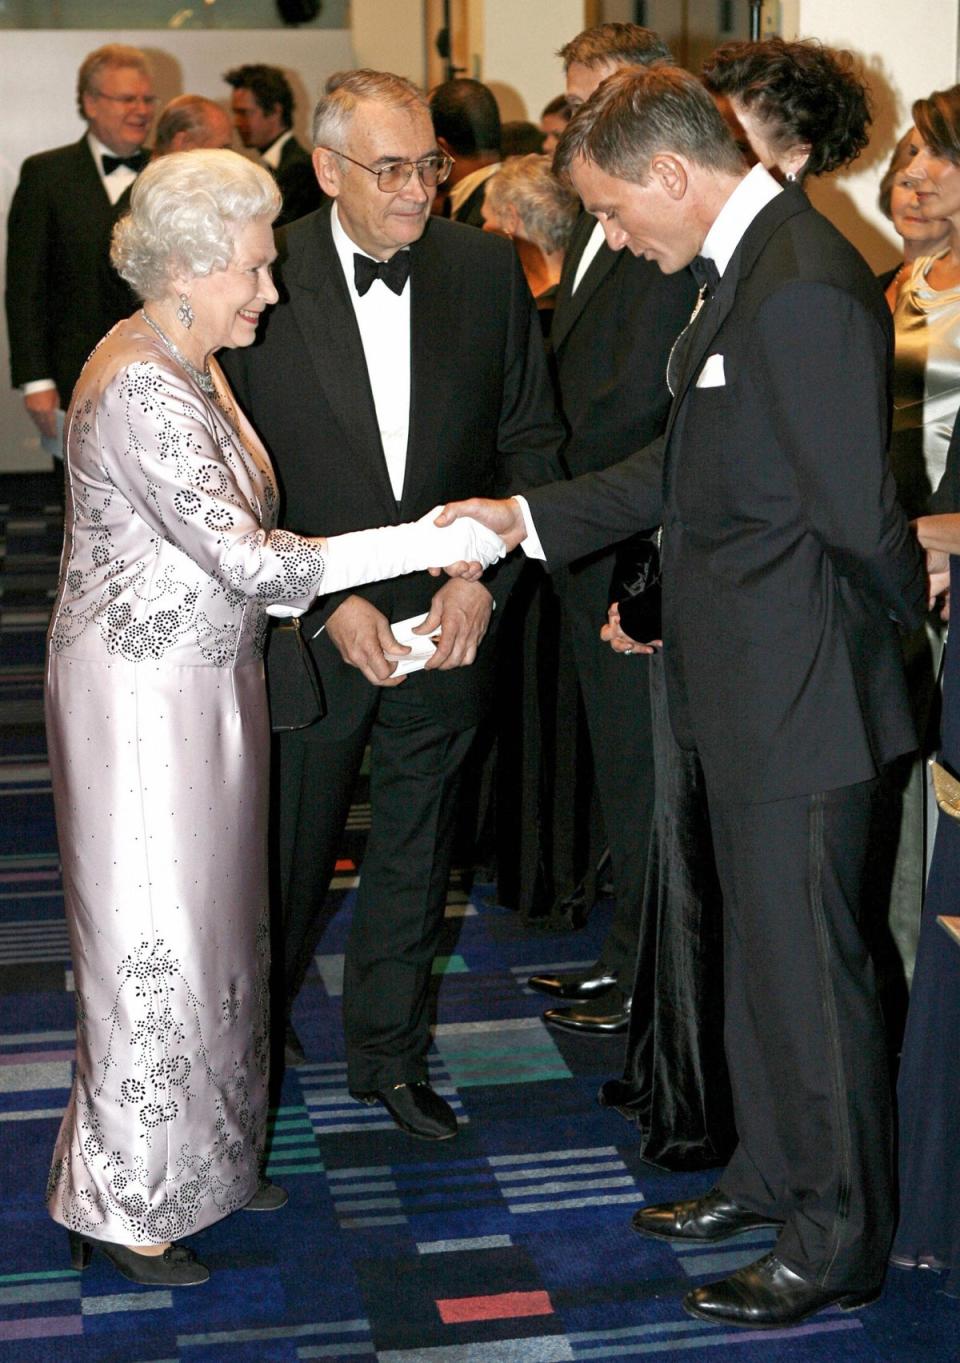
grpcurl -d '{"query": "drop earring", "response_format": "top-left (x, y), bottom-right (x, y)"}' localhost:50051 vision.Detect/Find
top-left (176, 293), bottom-right (194, 330)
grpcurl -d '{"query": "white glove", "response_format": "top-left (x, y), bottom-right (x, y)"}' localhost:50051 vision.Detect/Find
top-left (318, 505), bottom-right (506, 596)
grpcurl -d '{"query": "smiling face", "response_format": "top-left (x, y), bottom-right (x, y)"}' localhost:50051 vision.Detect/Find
top-left (569, 152), bottom-right (701, 274)
top-left (903, 131), bottom-right (960, 229)
top-left (83, 63), bottom-right (155, 157)
top-left (180, 216), bottom-right (279, 357)
top-left (314, 99), bottom-right (438, 260)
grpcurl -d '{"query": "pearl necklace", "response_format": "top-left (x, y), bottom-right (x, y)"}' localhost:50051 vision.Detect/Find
top-left (141, 310), bottom-right (214, 394)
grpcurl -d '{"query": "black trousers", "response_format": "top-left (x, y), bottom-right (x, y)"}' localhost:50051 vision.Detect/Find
top-left (563, 550), bottom-right (655, 978)
top-left (277, 681), bottom-right (475, 1091)
top-left (708, 777), bottom-right (894, 1288)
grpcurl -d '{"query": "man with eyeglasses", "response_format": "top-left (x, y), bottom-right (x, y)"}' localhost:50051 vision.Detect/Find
top-left (225, 69), bottom-right (562, 1142)
top-left (5, 44), bottom-right (156, 460)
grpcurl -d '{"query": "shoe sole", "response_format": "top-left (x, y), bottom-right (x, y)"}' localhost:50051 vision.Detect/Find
top-left (632, 1218), bottom-right (784, 1243)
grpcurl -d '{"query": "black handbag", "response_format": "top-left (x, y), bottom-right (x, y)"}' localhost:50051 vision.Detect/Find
top-left (608, 528), bottom-right (662, 643)
top-left (266, 617), bottom-right (325, 732)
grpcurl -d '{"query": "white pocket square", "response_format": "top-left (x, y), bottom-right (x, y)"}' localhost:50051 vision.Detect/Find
top-left (696, 353), bottom-right (726, 388)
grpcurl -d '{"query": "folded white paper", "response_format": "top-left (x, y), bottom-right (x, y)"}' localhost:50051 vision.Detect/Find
top-left (385, 611), bottom-right (437, 675)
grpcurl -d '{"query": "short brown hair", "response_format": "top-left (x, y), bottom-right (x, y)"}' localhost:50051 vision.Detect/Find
top-left (77, 44), bottom-right (149, 120)
top-left (913, 85), bottom-right (960, 165)
top-left (555, 64), bottom-right (745, 185)
top-left (558, 23), bottom-right (671, 72)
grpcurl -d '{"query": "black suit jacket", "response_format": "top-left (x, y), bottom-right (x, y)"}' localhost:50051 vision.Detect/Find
top-left (272, 135), bottom-right (325, 228)
top-left (226, 204), bottom-right (563, 737)
top-left (5, 137), bottom-right (138, 401)
top-left (551, 211), bottom-right (697, 479)
top-left (527, 185), bottom-right (927, 802)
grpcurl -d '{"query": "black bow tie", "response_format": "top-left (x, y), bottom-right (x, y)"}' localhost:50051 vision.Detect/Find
top-left (690, 254), bottom-right (721, 294)
top-left (353, 251), bottom-right (410, 297)
top-left (102, 151), bottom-right (147, 175)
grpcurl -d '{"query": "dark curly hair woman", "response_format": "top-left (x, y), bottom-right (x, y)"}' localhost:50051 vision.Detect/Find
top-left (702, 37), bottom-right (870, 183)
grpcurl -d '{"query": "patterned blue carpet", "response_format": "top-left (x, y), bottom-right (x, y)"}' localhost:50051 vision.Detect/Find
top-left (1, 471), bottom-right (958, 1362)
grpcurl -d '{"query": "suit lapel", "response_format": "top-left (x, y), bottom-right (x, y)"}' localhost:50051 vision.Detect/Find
top-left (70, 138), bottom-right (120, 228)
top-left (551, 214), bottom-right (619, 351)
top-left (664, 185), bottom-right (810, 447)
top-left (400, 220), bottom-right (463, 516)
top-left (284, 207), bottom-right (398, 520)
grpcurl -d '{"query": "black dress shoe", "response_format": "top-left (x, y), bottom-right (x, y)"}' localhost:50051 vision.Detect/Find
top-left (544, 995), bottom-right (630, 1034)
top-left (284, 1022), bottom-right (306, 1067)
top-left (528, 962), bottom-right (618, 1000)
top-left (683, 1251), bottom-right (881, 1330)
top-left (243, 1180), bottom-right (288, 1211)
top-left (69, 1231), bottom-right (209, 1286)
top-left (632, 1187), bottom-right (784, 1242)
top-left (349, 1082), bottom-right (458, 1140)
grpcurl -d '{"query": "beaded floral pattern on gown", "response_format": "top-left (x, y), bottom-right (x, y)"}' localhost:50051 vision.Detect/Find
top-left (45, 315), bottom-right (325, 1243)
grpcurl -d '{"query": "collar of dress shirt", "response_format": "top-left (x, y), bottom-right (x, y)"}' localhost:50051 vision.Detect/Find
top-left (260, 129), bottom-right (295, 171)
top-left (87, 130), bottom-right (140, 204)
top-left (700, 163), bottom-right (782, 280)
top-left (330, 200), bottom-right (411, 291)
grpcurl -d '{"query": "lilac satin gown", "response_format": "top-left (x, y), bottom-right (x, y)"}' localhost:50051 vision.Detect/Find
top-left (45, 315), bottom-right (325, 1244)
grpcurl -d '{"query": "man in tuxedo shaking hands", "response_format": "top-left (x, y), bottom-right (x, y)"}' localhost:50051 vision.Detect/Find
top-left (225, 70), bottom-right (561, 1142)
top-left (440, 64), bottom-right (927, 1326)
top-left (5, 44), bottom-right (155, 458)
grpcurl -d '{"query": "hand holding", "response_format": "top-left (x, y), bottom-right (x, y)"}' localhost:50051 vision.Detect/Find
top-left (435, 497), bottom-right (527, 552)
top-left (927, 547), bottom-right (950, 613)
top-left (325, 595), bottom-right (408, 686)
top-left (415, 578), bottom-right (493, 670)
top-left (600, 601), bottom-right (661, 656)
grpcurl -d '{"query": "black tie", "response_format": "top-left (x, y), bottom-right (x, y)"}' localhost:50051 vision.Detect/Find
top-left (690, 254), bottom-right (721, 295)
top-left (353, 251), bottom-right (410, 297)
top-left (102, 151), bottom-right (147, 175)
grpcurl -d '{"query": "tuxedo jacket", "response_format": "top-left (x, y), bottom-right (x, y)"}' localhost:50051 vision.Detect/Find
top-left (5, 137), bottom-right (138, 401)
top-left (226, 204), bottom-right (563, 737)
top-left (272, 136), bottom-right (325, 228)
top-left (551, 210), bottom-right (696, 480)
top-left (528, 185), bottom-right (927, 802)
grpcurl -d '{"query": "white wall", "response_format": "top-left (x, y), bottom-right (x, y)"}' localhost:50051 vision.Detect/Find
top-left (0, 28), bottom-right (353, 471)
top-left (477, 0), bottom-right (585, 123)
top-left (351, 0), bottom-right (426, 87)
top-left (789, 1), bottom-right (960, 269)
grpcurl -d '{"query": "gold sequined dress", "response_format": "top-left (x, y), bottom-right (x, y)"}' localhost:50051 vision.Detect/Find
top-left (45, 315), bottom-right (326, 1244)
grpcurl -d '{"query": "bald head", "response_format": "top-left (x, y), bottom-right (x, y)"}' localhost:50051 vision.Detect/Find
top-left (154, 95), bottom-right (234, 155)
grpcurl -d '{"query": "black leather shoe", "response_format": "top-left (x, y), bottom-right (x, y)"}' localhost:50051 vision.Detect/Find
top-left (528, 963), bottom-right (618, 1000)
top-left (349, 1082), bottom-right (458, 1140)
top-left (632, 1187), bottom-right (784, 1242)
top-left (243, 1180), bottom-right (288, 1211)
top-left (544, 995), bottom-right (630, 1034)
top-left (69, 1231), bottom-right (209, 1286)
top-left (683, 1252), bottom-right (881, 1330)
top-left (284, 1022), bottom-right (306, 1067)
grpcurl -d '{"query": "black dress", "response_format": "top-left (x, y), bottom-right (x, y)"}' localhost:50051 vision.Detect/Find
top-left (891, 554), bottom-right (960, 1296)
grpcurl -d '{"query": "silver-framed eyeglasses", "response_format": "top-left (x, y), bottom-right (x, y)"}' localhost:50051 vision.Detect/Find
top-left (320, 147), bottom-right (454, 192)
top-left (91, 90), bottom-right (159, 108)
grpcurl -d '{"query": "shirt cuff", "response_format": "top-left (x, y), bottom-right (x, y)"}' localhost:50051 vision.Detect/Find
top-left (22, 380), bottom-right (57, 396)
top-left (513, 495), bottom-right (546, 561)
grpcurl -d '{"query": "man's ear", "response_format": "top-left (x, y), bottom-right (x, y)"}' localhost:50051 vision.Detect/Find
top-left (313, 146), bottom-right (340, 196)
top-left (437, 134), bottom-right (455, 159)
top-left (650, 153), bottom-right (688, 200)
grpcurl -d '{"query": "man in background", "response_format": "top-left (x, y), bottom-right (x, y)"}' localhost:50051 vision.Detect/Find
top-left (5, 43), bottom-right (155, 459)
top-left (429, 77), bottom-right (502, 226)
top-left (225, 63), bottom-right (323, 225)
top-left (153, 94), bottom-right (233, 155)
top-left (526, 22), bottom-right (695, 1034)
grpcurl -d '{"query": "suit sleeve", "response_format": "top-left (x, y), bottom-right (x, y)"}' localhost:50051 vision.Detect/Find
top-left (5, 157), bottom-right (54, 388)
top-left (754, 282), bottom-right (926, 631)
top-left (524, 435), bottom-right (665, 570)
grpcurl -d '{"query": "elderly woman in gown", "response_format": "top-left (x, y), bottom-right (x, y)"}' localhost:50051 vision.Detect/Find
top-left (45, 149), bottom-right (502, 1287)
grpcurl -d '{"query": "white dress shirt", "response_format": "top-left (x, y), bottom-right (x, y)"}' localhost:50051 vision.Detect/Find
top-left (572, 219), bottom-right (606, 293)
top-left (260, 130), bottom-right (295, 172)
top-left (518, 164), bottom-right (784, 559)
top-left (330, 202), bottom-right (412, 502)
